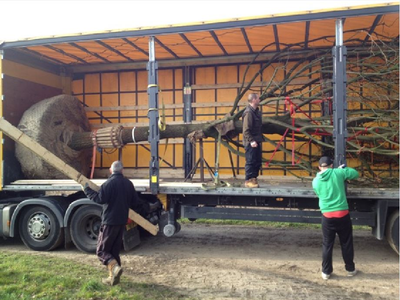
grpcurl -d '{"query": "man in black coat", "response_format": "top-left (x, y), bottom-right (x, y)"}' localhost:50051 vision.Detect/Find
top-left (242, 93), bottom-right (263, 188)
top-left (83, 160), bottom-right (140, 286)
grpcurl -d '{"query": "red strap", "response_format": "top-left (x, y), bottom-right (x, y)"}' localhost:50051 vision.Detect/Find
top-left (347, 127), bottom-right (368, 142)
top-left (292, 111), bottom-right (295, 165)
top-left (285, 97), bottom-right (296, 166)
top-left (265, 128), bottom-right (289, 168)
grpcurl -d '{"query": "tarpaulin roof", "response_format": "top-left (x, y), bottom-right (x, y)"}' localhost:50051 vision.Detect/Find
top-left (1, 3), bottom-right (398, 71)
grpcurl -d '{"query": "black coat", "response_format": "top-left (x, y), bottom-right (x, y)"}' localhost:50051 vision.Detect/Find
top-left (242, 105), bottom-right (263, 147)
top-left (84, 173), bottom-right (140, 225)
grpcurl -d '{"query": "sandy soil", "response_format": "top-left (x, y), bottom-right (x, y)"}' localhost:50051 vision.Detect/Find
top-left (1, 223), bottom-right (399, 300)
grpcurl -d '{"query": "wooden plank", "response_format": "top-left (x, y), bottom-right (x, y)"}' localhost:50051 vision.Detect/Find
top-left (0, 118), bottom-right (159, 236)
top-left (85, 103), bottom-right (184, 112)
top-left (89, 120), bottom-right (205, 128)
top-left (192, 78), bottom-right (313, 90)
top-left (84, 101), bottom-right (250, 113)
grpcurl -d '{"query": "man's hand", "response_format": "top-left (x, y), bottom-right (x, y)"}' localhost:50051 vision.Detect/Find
top-left (250, 141), bottom-right (258, 148)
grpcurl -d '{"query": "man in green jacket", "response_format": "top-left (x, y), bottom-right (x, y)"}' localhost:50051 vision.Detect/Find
top-left (312, 156), bottom-right (359, 280)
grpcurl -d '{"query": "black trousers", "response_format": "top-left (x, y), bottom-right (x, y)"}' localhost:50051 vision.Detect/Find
top-left (321, 214), bottom-right (355, 274)
top-left (244, 144), bottom-right (262, 180)
top-left (96, 224), bottom-right (125, 266)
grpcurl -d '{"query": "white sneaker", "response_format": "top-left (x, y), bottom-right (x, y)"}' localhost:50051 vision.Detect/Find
top-left (347, 269), bottom-right (357, 277)
top-left (321, 272), bottom-right (331, 280)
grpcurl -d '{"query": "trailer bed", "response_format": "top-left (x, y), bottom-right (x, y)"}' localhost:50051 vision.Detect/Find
top-left (4, 178), bottom-right (399, 200)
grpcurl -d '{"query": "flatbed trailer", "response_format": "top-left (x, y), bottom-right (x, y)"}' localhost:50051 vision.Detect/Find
top-left (0, 3), bottom-right (398, 255)
top-left (1, 177), bottom-right (398, 253)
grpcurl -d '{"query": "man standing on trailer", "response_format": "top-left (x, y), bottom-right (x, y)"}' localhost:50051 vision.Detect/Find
top-left (242, 93), bottom-right (263, 188)
top-left (83, 160), bottom-right (140, 286)
top-left (312, 156), bottom-right (359, 280)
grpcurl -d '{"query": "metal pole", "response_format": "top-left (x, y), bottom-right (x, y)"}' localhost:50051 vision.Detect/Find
top-left (183, 67), bottom-right (193, 177)
top-left (147, 36), bottom-right (159, 194)
top-left (332, 19), bottom-right (348, 168)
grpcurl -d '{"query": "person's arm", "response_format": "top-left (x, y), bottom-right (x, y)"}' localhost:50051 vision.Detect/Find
top-left (129, 185), bottom-right (153, 214)
top-left (340, 167), bottom-right (359, 181)
top-left (129, 187), bottom-right (141, 210)
top-left (243, 112), bottom-right (255, 144)
top-left (84, 184), bottom-right (107, 204)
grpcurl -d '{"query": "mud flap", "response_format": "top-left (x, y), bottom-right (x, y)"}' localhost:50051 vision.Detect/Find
top-left (123, 226), bottom-right (141, 251)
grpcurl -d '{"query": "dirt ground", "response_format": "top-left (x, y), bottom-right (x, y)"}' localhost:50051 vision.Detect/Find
top-left (1, 223), bottom-right (399, 300)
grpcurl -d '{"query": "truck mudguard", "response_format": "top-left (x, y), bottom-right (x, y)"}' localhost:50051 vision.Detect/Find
top-left (63, 198), bottom-right (101, 227)
top-left (9, 198), bottom-right (65, 237)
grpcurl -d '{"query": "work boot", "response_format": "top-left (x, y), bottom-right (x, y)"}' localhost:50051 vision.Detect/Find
top-left (245, 178), bottom-right (259, 188)
top-left (102, 259), bottom-right (123, 286)
top-left (253, 178), bottom-right (259, 187)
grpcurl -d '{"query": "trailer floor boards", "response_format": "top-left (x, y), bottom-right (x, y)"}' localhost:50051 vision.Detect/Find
top-left (4, 177), bottom-right (399, 200)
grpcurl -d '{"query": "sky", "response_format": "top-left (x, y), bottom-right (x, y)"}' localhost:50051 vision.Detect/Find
top-left (0, 0), bottom-right (395, 41)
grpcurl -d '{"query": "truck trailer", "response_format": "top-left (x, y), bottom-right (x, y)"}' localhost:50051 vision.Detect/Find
top-left (0, 3), bottom-right (398, 254)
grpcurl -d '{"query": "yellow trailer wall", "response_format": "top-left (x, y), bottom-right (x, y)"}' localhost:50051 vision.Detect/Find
top-left (72, 52), bottom-right (398, 179)
top-left (71, 61), bottom-right (326, 178)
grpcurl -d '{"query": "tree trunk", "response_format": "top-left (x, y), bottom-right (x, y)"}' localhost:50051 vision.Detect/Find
top-left (67, 116), bottom-right (292, 151)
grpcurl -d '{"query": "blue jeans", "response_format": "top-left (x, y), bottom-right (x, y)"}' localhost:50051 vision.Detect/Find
top-left (321, 214), bottom-right (355, 274)
top-left (245, 144), bottom-right (262, 180)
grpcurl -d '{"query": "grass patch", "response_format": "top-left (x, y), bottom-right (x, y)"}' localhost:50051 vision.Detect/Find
top-left (179, 218), bottom-right (370, 230)
top-left (0, 252), bottom-right (192, 300)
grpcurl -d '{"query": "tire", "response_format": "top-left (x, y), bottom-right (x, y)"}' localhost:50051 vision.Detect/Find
top-left (70, 205), bottom-right (102, 253)
top-left (386, 209), bottom-right (399, 255)
top-left (19, 206), bottom-right (64, 251)
top-left (175, 221), bottom-right (181, 234)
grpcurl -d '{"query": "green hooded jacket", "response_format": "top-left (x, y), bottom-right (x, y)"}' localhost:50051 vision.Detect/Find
top-left (312, 167), bottom-right (359, 213)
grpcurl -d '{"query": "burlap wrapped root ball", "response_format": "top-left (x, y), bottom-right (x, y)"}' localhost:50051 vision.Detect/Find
top-left (16, 95), bottom-right (92, 179)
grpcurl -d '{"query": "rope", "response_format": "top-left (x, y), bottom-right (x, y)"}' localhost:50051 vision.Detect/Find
top-left (93, 126), bottom-right (124, 149)
top-left (132, 127), bottom-right (136, 143)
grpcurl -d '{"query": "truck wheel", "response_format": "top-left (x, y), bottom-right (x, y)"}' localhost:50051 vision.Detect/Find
top-left (70, 205), bottom-right (101, 253)
top-left (19, 206), bottom-right (64, 251)
top-left (386, 209), bottom-right (399, 255)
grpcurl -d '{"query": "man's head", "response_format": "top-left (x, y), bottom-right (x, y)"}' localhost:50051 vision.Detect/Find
top-left (110, 161), bottom-right (124, 174)
top-left (318, 156), bottom-right (333, 170)
top-left (248, 93), bottom-right (260, 108)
